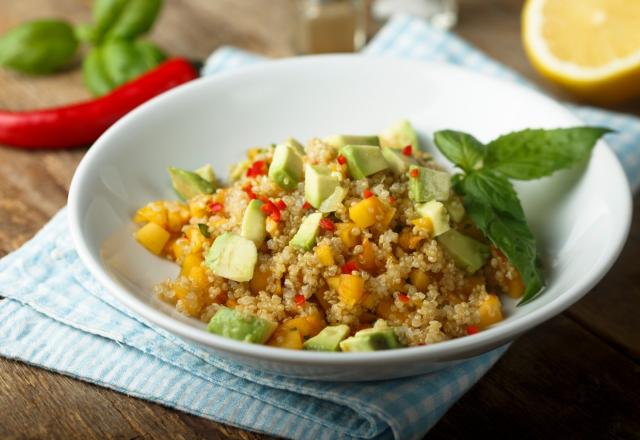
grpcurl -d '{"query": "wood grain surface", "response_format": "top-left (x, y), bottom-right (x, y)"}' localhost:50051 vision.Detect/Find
top-left (0, 1), bottom-right (638, 439)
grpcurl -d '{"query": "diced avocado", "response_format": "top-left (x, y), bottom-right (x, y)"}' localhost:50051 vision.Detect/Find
top-left (229, 159), bottom-right (250, 181)
top-left (379, 119), bottom-right (420, 150)
top-left (318, 186), bottom-right (347, 213)
top-left (339, 327), bottom-right (403, 352)
top-left (415, 200), bottom-right (450, 237)
top-left (382, 146), bottom-right (417, 174)
top-left (207, 307), bottom-right (277, 344)
top-left (408, 165), bottom-right (451, 203)
top-left (168, 167), bottom-right (214, 200)
top-left (303, 325), bottom-right (350, 351)
top-left (285, 137), bottom-right (305, 155)
top-left (323, 135), bottom-right (380, 149)
top-left (194, 164), bottom-right (217, 185)
top-left (445, 197), bottom-right (466, 223)
top-left (268, 143), bottom-right (304, 190)
top-left (290, 212), bottom-right (322, 251)
top-left (340, 145), bottom-right (389, 179)
top-left (437, 229), bottom-right (489, 273)
top-left (304, 164), bottom-right (341, 209)
top-left (205, 233), bottom-right (257, 282)
top-left (241, 200), bottom-right (267, 246)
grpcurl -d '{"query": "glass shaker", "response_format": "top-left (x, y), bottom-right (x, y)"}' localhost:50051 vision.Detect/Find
top-left (293, 0), bottom-right (367, 54)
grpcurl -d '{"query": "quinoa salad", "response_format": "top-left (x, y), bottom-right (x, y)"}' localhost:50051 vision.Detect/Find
top-left (131, 120), bottom-right (530, 351)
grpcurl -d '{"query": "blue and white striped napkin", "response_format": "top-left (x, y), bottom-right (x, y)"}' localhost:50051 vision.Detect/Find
top-left (1, 15), bottom-right (638, 440)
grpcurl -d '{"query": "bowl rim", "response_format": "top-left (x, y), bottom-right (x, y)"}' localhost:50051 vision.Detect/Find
top-left (68, 54), bottom-right (633, 365)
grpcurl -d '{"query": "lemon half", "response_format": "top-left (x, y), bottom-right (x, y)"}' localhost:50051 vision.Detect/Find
top-left (523, 0), bottom-right (640, 104)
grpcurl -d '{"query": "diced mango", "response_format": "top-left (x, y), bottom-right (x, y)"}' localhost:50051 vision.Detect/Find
top-left (250, 266), bottom-right (270, 294)
top-left (135, 222), bottom-right (171, 255)
top-left (326, 276), bottom-right (341, 291)
top-left (268, 326), bottom-right (303, 349)
top-left (349, 196), bottom-right (385, 229)
top-left (172, 238), bottom-right (186, 261)
top-left (247, 147), bottom-right (263, 160)
top-left (411, 217), bottom-right (434, 234)
top-left (361, 293), bottom-right (377, 310)
top-left (478, 294), bottom-right (503, 329)
top-left (134, 201), bottom-right (168, 228)
top-left (409, 269), bottom-right (431, 291)
top-left (315, 245), bottom-right (335, 266)
top-left (184, 225), bottom-right (207, 252)
top-left (337, 274), bottom-right (365, 307)
top-left (188, 197), bottom-right (208, 218)
top-left (506, 271), bottom-right (525, 298)
top-left (266, 217), bottom-right (280, 236)
top-left (225, 298), bottom-right (238, 308)
top-left (167, 204), bottom-right (190, 233)
top-left (336, 222), bottom-right (359, 248)
top-left (358, 239), bottom-right (377, 273)
top-left (188, 266), bottom-right (209, 291)
top-left (398, 227), bottom-right (425, 251)
top-left (282, 314), bottom-right (325, 338)
top-left (181, 253), bottom-right (203, 277)
top-left (381, 207), bottom-right (396, 228)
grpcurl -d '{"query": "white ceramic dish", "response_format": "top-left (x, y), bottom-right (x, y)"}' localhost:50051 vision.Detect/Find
top-left (68, 55), bottom-right (632, 381)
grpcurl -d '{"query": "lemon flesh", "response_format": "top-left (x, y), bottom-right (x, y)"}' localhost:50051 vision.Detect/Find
top-left (523, 0), bottom-right (640, 103)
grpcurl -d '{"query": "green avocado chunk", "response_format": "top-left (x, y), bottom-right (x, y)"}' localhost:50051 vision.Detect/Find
top-left (379, 119), bottom-right (420, 150)
top-left (382, 146), bottom-right (417, 174)
top-left (241, 200), bottom-right (267, 246)
top-left (205, 233), bottom-right (257, 282)
top-left (415, 200), bottom-right (450, 237)
top-left (285, 137), bottom-right (305, 155)
top-left (339, 327), bottom-right (403, 352)
top-left (168, 167), bottom-right (214, 200)
top-left (408, 165), bottom-right (451, 203)
top-left (304, 164), bottom-right (341, 209)
top-left (323, 135), bottom-right (380, 149)
top-left (194, 164), bottom-right (217, 184)
top-left (340, 145), bottom-right (389, 180)
top-left (303, 325), bottom-right (351, 351)
top-left (290, 212), bottom-right (322, 251)
top-left (268, 143), bottom-right (304, 190)
top-left (437, 229), bottom-right (489, 273)
top-left (444, 197), bottom-right (466, 223)
top-left (207, 307), bottom-right (277, 344)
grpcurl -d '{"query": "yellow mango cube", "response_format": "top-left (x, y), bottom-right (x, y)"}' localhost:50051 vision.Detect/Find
top-left (134, 201), bottom-right (168, 228)
top-left (181, 253), bottom-right (203, 277)
top-left (250, 266), bottom-right (270, 294)
top-left (411, 217), bottom-right (434, 234)
top-left (282, 315), bottom-right (324, 338)
top-left (268, 326), bottom-right (303, 350)
top-left (336, 222), bottom-right (359, 248)
top-left (326, 276), bottom-right (341, 291)
top-left (188, 266), bottom-right (209, 291)
top-left (409, 269), bottom-right (431, 292)
top-left (398, 227), bottom-right (425, 251)
top-left (167, 204), bottom-right (190, 233)
top-left (349, 196), bottom-right (385, 229)
top-left (315, 245), bottom-right (335, 266)
top-left (135, 222), bottom-right (170, 255)
top-left (358, 239), bottom-right (378, 273)
top-left (506, 272), bottom-right (525, 298)
top-left (338, 274), bottom-right (364, 307)
top-left (478, 294), bottom-right (504, 329)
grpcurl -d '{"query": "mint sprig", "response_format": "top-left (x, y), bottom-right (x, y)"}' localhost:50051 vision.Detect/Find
top-left (434, 126), bottom-right (610, 304)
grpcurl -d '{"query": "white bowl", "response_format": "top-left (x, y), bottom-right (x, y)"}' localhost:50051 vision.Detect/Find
top-left (68, 55), bottom-right (632, 381)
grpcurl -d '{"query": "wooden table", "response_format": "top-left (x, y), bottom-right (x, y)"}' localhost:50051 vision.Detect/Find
top-left (1, 1), bottom-right (638, 438)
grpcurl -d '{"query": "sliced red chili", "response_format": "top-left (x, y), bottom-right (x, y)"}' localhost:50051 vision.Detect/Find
top-left (319, 218), bottom-right (335, 231)
top-left (294, 294), bottom-right (306, 305)
top-left (242, 184), bottom-right (257, 199)
top-left (402, 145), bottom-right (413, 156)
top-left (261, 202), bottom-right (275, 215)
top-left (466, 325), bottom-right (479, 335)
top-left (363, 189), bottom-right (374, 199)
top-left (246, 160), bottom-right (267, 177)
top-left (208, 202), bottom-right (223, 213)
top-left (337, 155), bottom-right (347, 165)
top-left (397, 293), bottom-right (410, 303)
top-left (388, 196), bottom-right (396, 205)
top-left (275, 200), bottom-right (287, 210)
top-left (302, 201), bottom-right (311, 210)
top-left (270, 209), bottom-right (281, 222)
top-left (341, 260), bottom-right (359, 274)
top-left (410, 168), bottom-right (420, 178)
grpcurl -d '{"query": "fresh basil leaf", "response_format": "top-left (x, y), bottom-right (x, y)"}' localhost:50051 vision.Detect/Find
top-left (0, 20), bottom-right (78, 74)
top-left (459, 171), bottom-right (544, 304)
top-left (197, 223), bottom-right (211, 238)
top-left (92, 0), bottom-right (128, 43)
top-left (433, 130), bottom-right (485, 173)
top-left (102, 0), bottom-right (162, 40)
top-left (83, 46), bottom-right (115, 96)
top-left (484, 127), bottom-right (612, 180)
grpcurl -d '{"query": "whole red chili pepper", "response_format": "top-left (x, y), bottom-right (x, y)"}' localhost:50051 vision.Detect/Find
top-left (0, 58), bottom-right (199, 149)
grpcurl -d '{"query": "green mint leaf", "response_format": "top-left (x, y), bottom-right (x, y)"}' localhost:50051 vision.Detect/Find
top-left (433, 130), bottom-right (485, 173)
top-left (459, 171), bottom-right (544, 304)
top-left (484, 127), bottom-right (612, 180)
top-left (197, 223), bottom-right (211, 238)
top-left (0, 20), bottom-right (78, 74)
top-left (93, 0), bottom-right (163, 43)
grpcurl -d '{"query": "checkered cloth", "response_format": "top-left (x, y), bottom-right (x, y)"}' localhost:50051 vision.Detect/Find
top-left (1, 15), bottom-right (637, 440)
